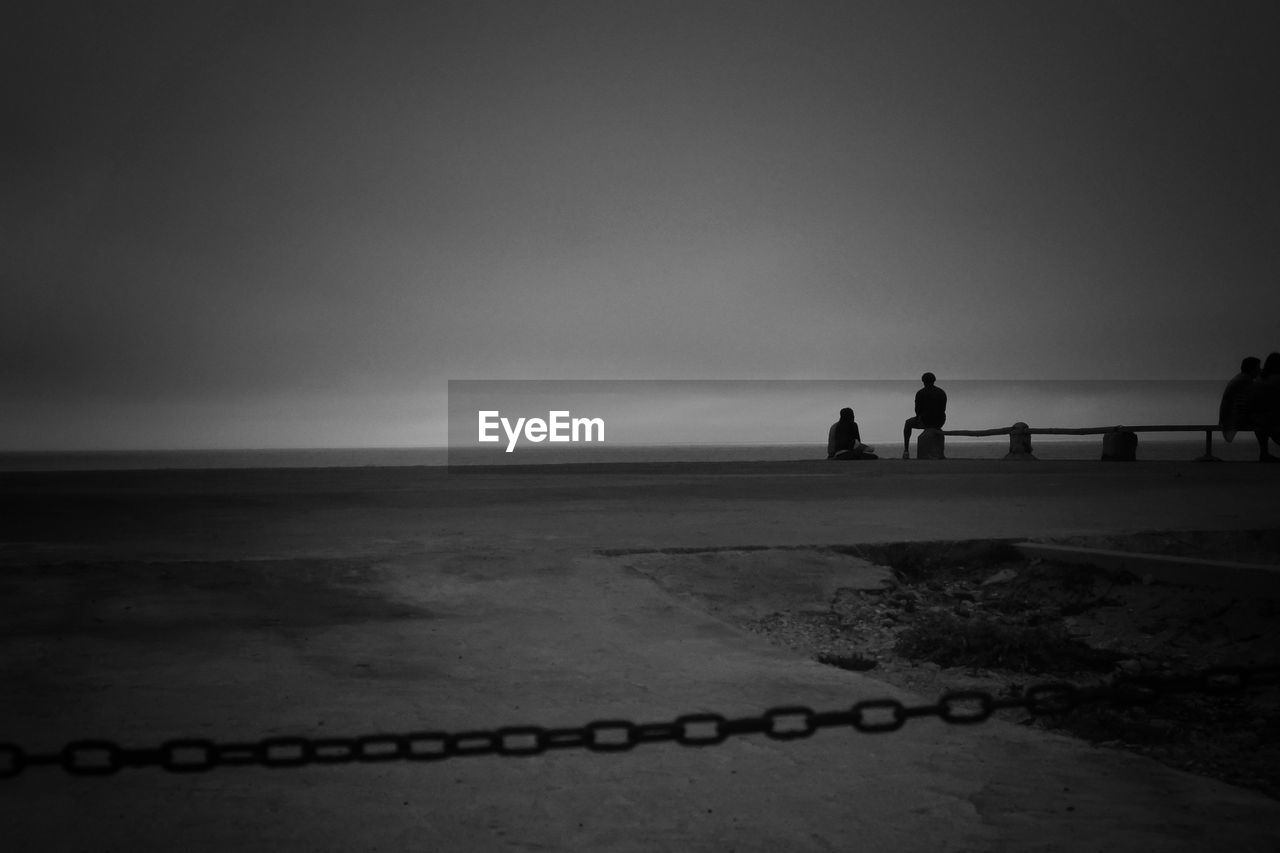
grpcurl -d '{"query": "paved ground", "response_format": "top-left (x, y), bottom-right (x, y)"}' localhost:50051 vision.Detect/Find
top-left (1, 460), bottom-right (1278, 851)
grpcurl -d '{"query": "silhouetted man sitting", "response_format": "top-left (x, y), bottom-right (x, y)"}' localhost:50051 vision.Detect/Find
top-left (828, 407), bottom-right (876, 459)
top-left (903, 372), bottom-right (947, 459)
top-left (1218, 356), bottom-right (1260, 443)
top-left (1251, 352), bottom-right (1280, 463)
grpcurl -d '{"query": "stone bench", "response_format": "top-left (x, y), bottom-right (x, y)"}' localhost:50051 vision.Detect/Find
top-left (923, 422), bottom-right (1037, 460)
top-left (929, 423), bottom-right (1217, 461)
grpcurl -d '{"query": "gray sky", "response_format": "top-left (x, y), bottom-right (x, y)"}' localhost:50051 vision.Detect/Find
top-left (5, 1), bottom-right (1279, 449)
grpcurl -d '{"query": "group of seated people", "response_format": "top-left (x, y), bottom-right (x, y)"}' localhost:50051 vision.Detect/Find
top-left (827, 372), bottom-right (947, 461)
top-left (832, 356), bottom-right (1280, 463)
top-left (1220, 352), bottom-right (1280, 462)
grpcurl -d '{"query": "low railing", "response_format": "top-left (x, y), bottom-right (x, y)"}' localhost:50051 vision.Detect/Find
top-left (934, 422), bottom-right (1227, 461)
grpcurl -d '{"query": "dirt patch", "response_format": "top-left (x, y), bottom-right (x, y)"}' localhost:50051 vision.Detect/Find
top-left (613, 546), bottom-right (892, 624)
top-left (625, 532), bottom-right (1280, 801)
top-left (1040, 529), bottom-right (1280, 565)
top-left (0, 558), bottom-right (432, 641)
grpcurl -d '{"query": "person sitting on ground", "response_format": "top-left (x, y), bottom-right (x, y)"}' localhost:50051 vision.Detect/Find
top-left (1249, 352), bottom-right (1280, 463)
top-left (1218, 356), bottom-right (1260, 443)
top-left (902, 372), bottom-right (947, 459)
top-left (827, 407), bottom-right (877, 459)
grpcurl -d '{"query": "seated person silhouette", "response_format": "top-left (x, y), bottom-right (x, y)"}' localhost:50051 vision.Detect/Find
top-left (902, 372), bottom-right (947, 459)
top-left (1251, 352), bottom-right (1280, 463)
top-left (1218, 356), bottom-right (1260, 443)
top-left (828, 407), bottom-right (876, 459)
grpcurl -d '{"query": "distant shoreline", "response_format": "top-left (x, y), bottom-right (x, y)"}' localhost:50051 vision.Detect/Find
top-left (0, 435), bottom-right (1257, 473)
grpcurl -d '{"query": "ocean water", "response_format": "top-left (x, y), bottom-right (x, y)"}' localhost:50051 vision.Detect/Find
top-left (5, 379), bottom-right (1249, 471)
top-left (0, 435), bottom-right (1263, 472)
top-left (0, 447), bottom-right (449, 472)
top-left (447, 436), bottom-right (1257, 466)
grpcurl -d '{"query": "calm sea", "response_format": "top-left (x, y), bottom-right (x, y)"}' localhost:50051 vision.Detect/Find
top-left (6, 378), bottom-right (1251, 471)
top-left (0, 436), bottom-right (1261, 472)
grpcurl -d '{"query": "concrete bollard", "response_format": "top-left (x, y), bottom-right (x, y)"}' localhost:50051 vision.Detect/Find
top-left (1004, 423), bottom-right (1036, 460)
top-left (917, 428), bottom-right (946, 460)
top-left (1101, 429), bottom-right (1137, 461)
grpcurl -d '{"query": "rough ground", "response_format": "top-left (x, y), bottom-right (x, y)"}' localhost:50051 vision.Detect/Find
top-left (624, 530), bottom-right (1280, 801)
top-left (6, 464), bottom-right (1280, 851)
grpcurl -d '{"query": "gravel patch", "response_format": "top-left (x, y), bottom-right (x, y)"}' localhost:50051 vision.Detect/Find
top-left (626, 533), bottom-right (1280, 800)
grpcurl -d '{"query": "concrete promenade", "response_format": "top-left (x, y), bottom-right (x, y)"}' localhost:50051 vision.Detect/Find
top-left (1, 460), bottom-right (1278, 851)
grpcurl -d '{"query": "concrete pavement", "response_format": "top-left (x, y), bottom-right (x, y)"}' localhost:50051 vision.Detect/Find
top-left (1, 460), bottom-right (1277, 851)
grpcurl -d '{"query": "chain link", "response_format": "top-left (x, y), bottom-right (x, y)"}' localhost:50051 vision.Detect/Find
top-left (3, 664), bottom-right (1276, 778)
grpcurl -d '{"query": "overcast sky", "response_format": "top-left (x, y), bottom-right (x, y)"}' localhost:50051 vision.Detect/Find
top-left (5, 1), bottom-right (1279, 449)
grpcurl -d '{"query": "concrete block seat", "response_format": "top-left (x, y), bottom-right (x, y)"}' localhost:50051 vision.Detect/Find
top-left (916, 428), bottom-right (946, 459)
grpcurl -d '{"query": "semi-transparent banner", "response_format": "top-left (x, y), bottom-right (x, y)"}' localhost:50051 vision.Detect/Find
top-left (447, 379), bottom-right (1223, 469)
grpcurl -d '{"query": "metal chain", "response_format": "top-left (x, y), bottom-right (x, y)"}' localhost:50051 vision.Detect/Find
top-left (3, 664), bottom-right (1276, 778)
